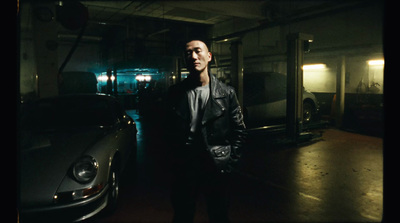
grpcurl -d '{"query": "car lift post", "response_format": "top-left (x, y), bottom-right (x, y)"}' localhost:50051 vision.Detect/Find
top-left (286, 33), bottom-right (313, 142)
top-left (230, 40), bottom-right (244, 107)
top-left (106, 68), bottom-right (113, 95)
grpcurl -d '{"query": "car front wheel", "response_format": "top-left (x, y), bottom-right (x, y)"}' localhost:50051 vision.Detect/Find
top-left (104, 161), bottom-right (120, 213)
top-left (303, 101), bottom-right (315, 123)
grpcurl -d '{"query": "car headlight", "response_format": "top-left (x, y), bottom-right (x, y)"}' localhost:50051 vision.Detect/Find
top-left (72, 156), bottom-right (98, 183)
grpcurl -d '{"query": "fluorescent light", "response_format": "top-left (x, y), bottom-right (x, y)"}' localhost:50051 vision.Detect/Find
top-left (302, 64), bottom-right (326, 70)
top-left (368, 60), bottom-right (384, 66)
top-left (135, 75), bottom-right (151, 82)
top-left (98, 76), bottom-right (108, 81)
top-left (97, 76), bottom-right (115, 81)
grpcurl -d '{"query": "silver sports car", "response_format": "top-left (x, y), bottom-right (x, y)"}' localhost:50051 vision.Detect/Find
top-left (19, 94), bottom-right (137, 222)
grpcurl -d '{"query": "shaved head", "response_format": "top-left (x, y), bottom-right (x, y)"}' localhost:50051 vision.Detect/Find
top-left (186, 40), bottom-right (209, 52)
top-left (185, 40), bottom-right (212, 75)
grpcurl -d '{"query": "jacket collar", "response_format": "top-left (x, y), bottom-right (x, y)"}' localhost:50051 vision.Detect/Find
top-left (202, 74), bottom-right (226, 124)
top-left (210, 74), bottom-right (227, 99)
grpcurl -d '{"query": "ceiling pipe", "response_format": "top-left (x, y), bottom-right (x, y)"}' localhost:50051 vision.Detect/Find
top-left (135, 1), bottom-right (156, 11)
top-left (58, 34), bottom-right (102, 41)
top-left (147, 28), bottom-right (170, 38)
top-left (87, 20), bottom-right (127, 27)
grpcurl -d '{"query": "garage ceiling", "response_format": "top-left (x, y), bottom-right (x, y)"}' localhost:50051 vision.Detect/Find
top-left (55, 0), bottom-right (372, 45)
top-left (79, 1), bottom-right (368, 37)
top-left (82, 1), bottom-right (267, 25)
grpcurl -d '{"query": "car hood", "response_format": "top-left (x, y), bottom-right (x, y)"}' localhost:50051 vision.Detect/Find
top-left (19, 127), bottom-right (107, 208)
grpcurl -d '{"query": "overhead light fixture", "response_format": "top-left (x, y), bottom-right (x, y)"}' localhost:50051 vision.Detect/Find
top-left (368, 59), bottom-right (384, 66)
top-left (302, 64), bottom-right (326, 70)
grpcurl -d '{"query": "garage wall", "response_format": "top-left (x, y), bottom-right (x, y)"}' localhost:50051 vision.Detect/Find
top-left (58, 41), bottom-right (103, 73)
top-left (211, 1), bottom-right (384, 95)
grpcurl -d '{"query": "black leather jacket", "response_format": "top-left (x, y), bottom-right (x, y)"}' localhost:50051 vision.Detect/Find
top-left (166, 74), bottom-right (246, 172)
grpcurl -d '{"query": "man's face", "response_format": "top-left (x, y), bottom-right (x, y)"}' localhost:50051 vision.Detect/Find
top-left (185, 40), bottom-right (212, 74)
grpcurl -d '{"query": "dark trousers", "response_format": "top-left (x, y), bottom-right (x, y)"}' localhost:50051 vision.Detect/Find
top-left (170, 149), bottom-right (231, 223)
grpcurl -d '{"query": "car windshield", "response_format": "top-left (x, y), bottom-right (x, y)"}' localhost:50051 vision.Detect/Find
top-left (23, 97), bottom-right (115, 130)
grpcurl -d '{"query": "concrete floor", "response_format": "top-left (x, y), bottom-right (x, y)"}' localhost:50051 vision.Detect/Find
top-left (93, 110), bottom-right (383, 222)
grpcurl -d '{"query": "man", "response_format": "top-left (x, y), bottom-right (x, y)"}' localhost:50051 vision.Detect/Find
top-left (165, 40), bottom-right (246, 223)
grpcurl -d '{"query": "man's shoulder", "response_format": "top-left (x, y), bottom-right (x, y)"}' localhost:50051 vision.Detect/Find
top-left (212, 75), bottom-right (235, 93)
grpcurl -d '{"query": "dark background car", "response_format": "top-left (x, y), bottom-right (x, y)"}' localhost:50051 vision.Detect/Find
top-left (19, 94), bottom-right (137, 222)
top-left (59, 71), bottom-right (98, 95)
top-left (243, 72), bottom-right (319, 128)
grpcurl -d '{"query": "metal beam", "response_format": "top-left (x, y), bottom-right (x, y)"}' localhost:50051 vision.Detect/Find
top-left (336, 56), bottom-right (346, 127)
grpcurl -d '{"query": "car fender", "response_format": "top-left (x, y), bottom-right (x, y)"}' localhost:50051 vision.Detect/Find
top-left (55, 131), bottom-right (116, 193)
top-left (303, 90), bottom-right (320, 112)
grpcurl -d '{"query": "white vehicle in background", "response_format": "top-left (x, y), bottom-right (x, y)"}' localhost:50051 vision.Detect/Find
top-left (243, 72), bottom-right (319, 128)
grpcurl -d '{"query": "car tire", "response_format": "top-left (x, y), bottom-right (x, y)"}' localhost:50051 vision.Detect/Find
top-left (104, 161), bottom-right (120, 214)
top-left (303, 101), bottom-right (315, 123)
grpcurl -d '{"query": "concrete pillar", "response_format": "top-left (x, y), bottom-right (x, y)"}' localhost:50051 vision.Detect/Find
top-left (32, 3), bottom-right (59, 98)
top-left (336, 56), bottom-right (346, 127)
top-left (230, 40), bottom-right (244, 107)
